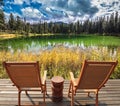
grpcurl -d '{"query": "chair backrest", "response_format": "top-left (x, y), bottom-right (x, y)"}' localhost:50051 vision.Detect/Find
top-left (3, 61), bottom-right (42, 88)
top-left (77, 60), bottom-right (118, 89)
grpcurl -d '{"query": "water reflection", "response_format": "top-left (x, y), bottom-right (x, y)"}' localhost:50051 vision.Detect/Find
top-left (6, 41), bottom-right (118, 57)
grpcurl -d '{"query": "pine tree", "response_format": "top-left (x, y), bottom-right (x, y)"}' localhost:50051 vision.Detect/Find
top-left (16, 16), bottom-right (22, 33)
top-left (38, 20), bottom-right (43, 34)
top-left (114, 11), bottom-right (118, 33)
top-left (0, 0), bottom-right (5, 31)
top-left (8, 13), bottom-right (16, 32)
top-left (25, 23), bottom-right (30, 36)
top-left (0, 9), bottom-right (5, 31)
top-left (118, 16), bottom-right (120, 34)
top-left (109, 13), bottom-right (114, 33)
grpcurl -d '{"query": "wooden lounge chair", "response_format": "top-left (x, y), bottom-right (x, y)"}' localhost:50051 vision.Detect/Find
top-left (68, 60), bottom-right (118, 106)
top-left (3, 61), bottom-right (47, 106)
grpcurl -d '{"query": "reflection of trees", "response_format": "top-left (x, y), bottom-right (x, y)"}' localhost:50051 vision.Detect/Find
top-left (107, 46), bottom-right (117, 55)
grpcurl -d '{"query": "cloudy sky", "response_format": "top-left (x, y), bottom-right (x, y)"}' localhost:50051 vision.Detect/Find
top-left (3, 0), bottom-right (120, 23)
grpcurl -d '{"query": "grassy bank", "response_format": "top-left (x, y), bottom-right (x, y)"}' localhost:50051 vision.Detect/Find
top-left (0, 46), bottom-right (120, 79)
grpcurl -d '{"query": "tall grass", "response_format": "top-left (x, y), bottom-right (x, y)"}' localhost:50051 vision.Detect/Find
top-left (0, 45), bottom-right (120, 79)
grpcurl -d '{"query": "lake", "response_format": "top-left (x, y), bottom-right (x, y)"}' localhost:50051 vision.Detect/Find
top-left (1, 35), bottom-right (120, 54)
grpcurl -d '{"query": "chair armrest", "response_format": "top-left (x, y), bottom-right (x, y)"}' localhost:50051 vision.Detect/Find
top-left (69, 72), bottom-right (77, 86)
top-left (70, 72), bottom-right (75, 81)
top-left (42, 70), bottom-right (47, 85)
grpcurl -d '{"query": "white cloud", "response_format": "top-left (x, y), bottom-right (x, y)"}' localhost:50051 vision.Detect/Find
top-left (34, 0), bottom-right (119, 23)
top-left (14, 0), bottom-right (24, 5)
top-left (22, 7), bottom-right (39, 16)
top-left (4, 0), bottom-right (120, 23)
top-left (34, 0), bottom-right (98, 17)
top-left (92, 0), bottom-right (120, 17)
top-left (14, 0), bottom-right (30, 5)
top-left (46, 7), bottom-right (51, 12)
top-left (21, 7), bottom-right (43, 22)
top-left (32, 0), bottom-right (42, 3)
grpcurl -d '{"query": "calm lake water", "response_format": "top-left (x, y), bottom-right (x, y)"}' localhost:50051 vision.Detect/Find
top-left (1, 35), bottom-right (120, 56)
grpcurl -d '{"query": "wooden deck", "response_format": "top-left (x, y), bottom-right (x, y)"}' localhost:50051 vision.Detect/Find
top-left (0, 79), bottom-right (120, 106)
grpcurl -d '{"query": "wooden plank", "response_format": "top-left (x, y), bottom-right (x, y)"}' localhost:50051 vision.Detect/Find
top-left (0, 79), bottom-right (120, 106)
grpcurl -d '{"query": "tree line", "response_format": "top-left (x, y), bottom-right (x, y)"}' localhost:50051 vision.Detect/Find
top-left (0, 7), bottom-right (120, 36)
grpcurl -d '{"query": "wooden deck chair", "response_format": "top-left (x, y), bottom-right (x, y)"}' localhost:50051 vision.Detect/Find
top-left (3, 61), bottom-right (47, 106)
top-left (68, 60), bottom-right (118, 106)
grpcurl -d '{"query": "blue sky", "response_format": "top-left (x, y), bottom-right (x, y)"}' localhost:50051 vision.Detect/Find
top-left (3, 0), bottom-right (120, 23)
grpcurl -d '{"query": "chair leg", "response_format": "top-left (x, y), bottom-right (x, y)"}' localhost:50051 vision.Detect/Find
top-left (18, 90), bottom-right (21, 106)
top-left (87, 92), bottom-right (90, 97)
top-left (45, 82), bottom-right (47, 95)
top-left (42, 84), bottom-right (46, 103)
top-left (95, 91), bottom-right (98, 106)
top-left (71, 84), bottom-right (74, 106)
top-left (25, 91), bottom-right (28, 95)
top-left (43, 90), bottom-right (45, 103)
top-left (68, 82), bottom-right (72, 97)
